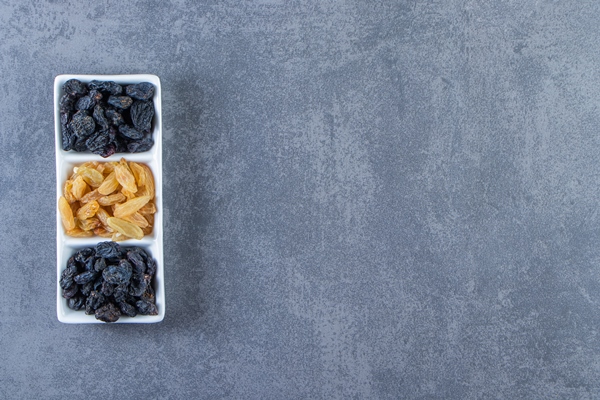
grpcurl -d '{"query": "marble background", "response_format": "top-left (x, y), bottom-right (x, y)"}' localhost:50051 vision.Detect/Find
top-left (2, 1), bottom-right (600, 398)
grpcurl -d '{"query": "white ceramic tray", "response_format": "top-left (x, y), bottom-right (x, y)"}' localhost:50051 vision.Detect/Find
top-left (54, 74), bottom-right (164, 323)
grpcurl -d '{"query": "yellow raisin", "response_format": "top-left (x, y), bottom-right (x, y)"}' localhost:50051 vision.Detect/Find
top-left (96, 207), bottom-right (110, 226)
top-left (138, 202), bottom-right (157, 216)
top-left (98, 193), bottom-right (127, 206)
top-left (129, 161), bottom-right (146, 187)
top-left (113, 195), bottom-right (151, 218)
top-left (77, 217), bottom-right (101, 231)
top-left (115, 158), bottom-right (137, 193)
top-left (58, 196), bottom-right (76, 231)
top-left (111, 232), bottom-right (128, 242)
top-left (93, 227), bottom-right (113, 238)
top-left (107, 217), bottom-right (144, 240)
top-left (80, 189), bottom-right (103, 204)
top-left (98, 172), bottom-right (120, 195)
top-left (66, 227), bottom-right (93, 237)
top-left (121, 188), bottom-right (136, 200)
top-left (78, 167), bottom-right (104, 188)
top-left (71, 176), bottom-right (89, 200)
top-left (142, 225), bottom-right (154, 235)
top-left (76, 200), bottom-right (99, 220)
top-left (63, 180), bottom-right (77, 204)
top-left (123, 212), bottom-right (149, 228)
top-left (139, 164), bottom-right (155, 199)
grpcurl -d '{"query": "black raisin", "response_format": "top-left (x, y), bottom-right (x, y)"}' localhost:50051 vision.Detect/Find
top-left (81, 281), bottom-right (94, 297)
top-left (69, 110), bottom-right (96, 138)
top-left (75, 95), bottom-right (96, 110)
top-left (73, 136), bottom-right (89, 152)
top-left (136, 300), bottom-right (158, 315)
top-left (107, 95), bottom-right (133, 110)
top-left (94, 257), bottom-right (107, 272)
top-left (95, 303), bottom-right (121, 323)
top-left (59, 94), bottom-right (75, 112)
top-left (102, 260), bottom-right (132, 285)
top-left (67, 296), bottom-right (85, 311)
top-left (127, 135), bottom-right (154, 153)
top-left (62, 284), bottom-right (79, 299)
top-left (113, 284), bottom-right (129, 303)
top-left (146, 257), bottom-right (157, 276)
top-left (89, 89), bottom-right (102, 103)
top-left (101, 281), bottom-right (114, 297)
top-left (93, 105), bottom-right (109, 130)
top-left (130, 101), bottom-right (154, 132)
top-left (105, 108), bottom-right (124, 126)
top-left (88, 80), bottom-right (122, 95)
top-left (95, 241), bottom-right (120, 259)
top-left (85, 290), bottom-right (105, 314)
top-left (61, 126), bottom-right (76, 151)
top-left (74, 271), bottom-right (98, 285)
top-left (118, 301), bottom-right (137, 318)
top-left (129, 274), bottom-right (149, 297)
top-left (75, 248), bottom-right (94, 261)
top-left (127, 250), bottom-right (146, 275)
top-left (118, 125), bottom-right (144, 140)
top-left (126, 82), bottom-right (155, 101)
top-left (63, 79), bottom-right (88, 97)
top-left (60, 264), bottom-right (78, 290)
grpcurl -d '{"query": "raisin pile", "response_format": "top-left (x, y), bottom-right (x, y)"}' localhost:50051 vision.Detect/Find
top-left (60, 79), bottom-right (155, 157)
top-left (60, 242), bottom-right (158, 322)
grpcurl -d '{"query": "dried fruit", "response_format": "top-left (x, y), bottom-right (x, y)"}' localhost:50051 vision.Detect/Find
top-left (63, 79), bottom-right (88, 97)
top-left (80, 189), bottom-right (103, 204)
top-left (126, 82), bottom-right (155, 100)
top-left (138, 202), bottom-right (157, 216)
top-left (113, 196), bottom-right (151, 218)
top-left (114, 159), bottom-right (137, 193)
top-left (130, 101), bottom-right (154, 132)
top-left (107, 96), bottom-right (133, 110)
top-left (139, 164), bottom-right (155, 199)
top-left (77, 217), bottom-right (101, 231)
top-left (76, 200), bottom-right (99, 220)
top-left (71, 176), bottom-right (88, 200)
top-left (60, 80), bottom-right (155, 156)
top-left (78, 166), bottom-right (104, 187)
top-left (61, 160), bottom-right (155, 238)
top-left (98, 192), bottom-right (127, 206)
top-left (69, 110), bottom-right (95, 138)
top-left (107, 217), bottom-right (144, 240)
top-left (58, 196), bottom-right (76, 230)
top-left (123, 212), bottom-right (150, 228)
top-left (66, 227), bottom-right (93, 237)
top-left (98, 172), bottom-right (119, 195)
top-left (95, 303), bottom-right (121, 322)
top-left (60, 242), bottom-right (158, 322)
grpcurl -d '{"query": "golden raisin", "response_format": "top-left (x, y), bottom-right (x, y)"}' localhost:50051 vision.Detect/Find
top-left (66, 227), bottom-right (93, 237)
top-left (98, 171), bottom-right (120, 195)
top-left (107, 217), bottom-right (144, 240)
top-left (58, 196), bottom-right (76, 231)
top-left (78, 166), bottom-right (104, 188)
top-left (77, 217), bottom-right (101, 231)
top-left (98, 193), bottom-right (127, 206)
top-left (123, 212), bottom-right (150, 228)
top-left (115, 158), bottom-right (137, 193)
top-left (71, 176), bottom-right (89, 200)
top-left (80, 189), bottom-right (103, 204)
top-left (113, 195), bottom-right (151, 218)
top-left (129, 161), bottom-right (146, 187)
top-left (76, 200), bottom-right (99, 220)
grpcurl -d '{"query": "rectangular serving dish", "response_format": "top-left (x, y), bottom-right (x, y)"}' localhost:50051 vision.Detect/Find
top-left (54, 74), bottom-right (164, 323)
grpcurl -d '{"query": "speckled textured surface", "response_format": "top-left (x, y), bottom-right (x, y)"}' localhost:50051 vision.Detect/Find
top-left (2, 1), bottom-right (600, 398)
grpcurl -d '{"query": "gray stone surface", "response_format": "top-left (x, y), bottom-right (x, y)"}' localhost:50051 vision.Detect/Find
top-left (1, 0), bottom-right (600, 398)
